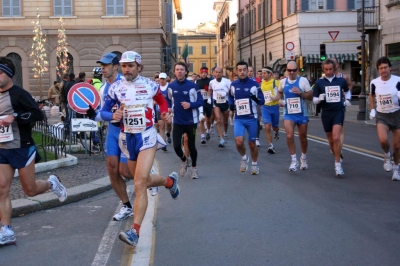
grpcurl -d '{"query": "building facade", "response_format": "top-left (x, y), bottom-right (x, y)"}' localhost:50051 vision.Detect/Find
top-left (0, 0), bottom-right (181, 98)
top-left (177, 22), bottom-right (218, 75)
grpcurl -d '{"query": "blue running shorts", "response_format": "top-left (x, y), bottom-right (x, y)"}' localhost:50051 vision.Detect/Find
top-left (321, 109), bottom-right (345, 132)
top-left (234, 118), bottom-right (258, 142)
top-left (283, 114), bottom-right (309, 125)
top-left (0, 145), bottom-right (40, 169)
top-left (105, 123), bottom-right (127, 163)
top-left (262, 105), bottom-right (280, 128)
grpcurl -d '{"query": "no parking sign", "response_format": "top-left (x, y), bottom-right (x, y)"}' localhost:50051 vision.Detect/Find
top-left (67, 83), bottom-right (100, 114)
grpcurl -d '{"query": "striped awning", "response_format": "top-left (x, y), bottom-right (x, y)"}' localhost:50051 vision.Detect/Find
top-left (306, 54), bottom-right (357, 64)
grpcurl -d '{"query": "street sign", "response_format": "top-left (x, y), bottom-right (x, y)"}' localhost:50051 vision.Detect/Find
top-left (328, 31), bottom-right (340, 41)
top-left (285, 51), bottom-right (295, 61)
top-left (71, 118), bottom-right (99, 132)
top-left (67, 83), bottom-right (100, 114)
top-left (285, 42), bottom-right (295, 51)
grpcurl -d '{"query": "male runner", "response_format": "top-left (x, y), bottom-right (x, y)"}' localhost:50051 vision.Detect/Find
top-left (229, 61), bottom-right (265, 175)
top-left (168, 62), bottom-right (203, 179)
top-left (278, 61), bottom-right (313, 171)
top-left (87, 53), bottom-right (136, 220)
top-left (101, 51), bottom-right (179, 247)
top-left (260, 67), bottom-right (280, 154)
top-left (313, 59), bottom-right (350, 176)
top-left (369, 57), bottom-right (400, 180)
top-left (247, 66), bottom-right (263, 147)
top-left (196, 67), bottom-right (213, 143)
top-left (208, 66), bottom-right (231, 147)
top-left (0, 57), bottom-right (67, 245)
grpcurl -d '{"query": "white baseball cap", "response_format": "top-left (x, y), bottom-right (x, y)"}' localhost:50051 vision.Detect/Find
top-left (159, 73), bottom-right (167, 79)
top-left (120, 51), bottom-right (142, 64)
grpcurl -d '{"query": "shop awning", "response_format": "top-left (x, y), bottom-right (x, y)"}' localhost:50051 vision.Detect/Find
top-left (306, 54), bottom-right (357, 64)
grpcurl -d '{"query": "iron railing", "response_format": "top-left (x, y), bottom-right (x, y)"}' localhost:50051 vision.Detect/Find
top-left (357, 6), bottom-right (379, 31)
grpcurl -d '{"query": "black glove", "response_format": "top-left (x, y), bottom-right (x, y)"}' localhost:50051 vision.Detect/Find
top-left (250, 93), bottom-right (260, 104)
top-left (86, 105), bottom-right (97, 119)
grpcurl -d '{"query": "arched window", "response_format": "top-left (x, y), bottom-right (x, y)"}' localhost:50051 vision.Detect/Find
top-left (112, 51), bottom-right (123, 74)
top-left (6, 53), bottom-right (23, 87)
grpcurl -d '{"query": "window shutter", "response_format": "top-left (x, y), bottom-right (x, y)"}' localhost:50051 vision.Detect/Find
top-left (165, 2), bottom-right (172, 33)
top-left (327, 0), bottom-right (334, 10)
top-left (347, 0), bottom-right (355, 10)
top-left (276, 0), bottom-right (282, 20)
top-left (301, 0), bottom-right (309, 10)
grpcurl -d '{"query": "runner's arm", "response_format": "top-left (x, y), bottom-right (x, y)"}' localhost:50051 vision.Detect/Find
top-left (16, 91), bottom-right (44, 123)
top-left (153, 89), bottom-right (169, 114)
top-left (100, 95), bottom-right (118, 121)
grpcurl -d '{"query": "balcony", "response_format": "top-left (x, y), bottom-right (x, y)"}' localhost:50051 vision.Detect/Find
top-left (386, 0), bottom-right (400, 8)
top-left (357, 6), bottom-right (379, 32)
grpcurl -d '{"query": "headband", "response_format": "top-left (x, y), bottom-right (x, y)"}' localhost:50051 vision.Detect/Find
top-left (200, 69), bottom-right (208, 74)
top-left (0, 64), bottom-right (14, 78)
top-left (262, 68), bottom-right (273, 73)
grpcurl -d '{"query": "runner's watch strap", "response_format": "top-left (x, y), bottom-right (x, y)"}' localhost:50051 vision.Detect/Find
top-left (12, 113), bottom-right (18, 118)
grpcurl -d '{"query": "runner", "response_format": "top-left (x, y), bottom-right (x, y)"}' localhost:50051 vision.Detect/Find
top-left (155, 73), bottom-right (171, 151)
top-left (208, 66), bottom-right (231, 147)
top-left (86, 53), bottom-right (138, 218)
top-left (0, 57), bottom-right (67, 245)
top-left (229, 61), bottom-right (265, 175)
top-left (260, 67), bottom-right (280, 154)
top-left (101, 51), bottom-right (179, 247)
top-left (277, 61), bottom-right (313, 171)
top-left (247, 66), bottom-right (263, 147)
top-left (195, 67), bottom-right (213, 144)
top-left (369, 56), bottom-right (400, 180)
top-left (312, 58), bottom-right (350, 176)
top-left (168, 62), bottom-right (203, 179)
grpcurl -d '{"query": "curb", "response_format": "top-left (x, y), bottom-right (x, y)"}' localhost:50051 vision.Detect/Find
top-left (12, 176), bottom-right (111, 218)
top-left (14, 154), bottom-right (78, 177)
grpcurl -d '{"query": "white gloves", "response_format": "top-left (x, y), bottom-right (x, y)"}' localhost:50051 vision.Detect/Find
top-left (318, 94), bottom-right (326, 102)
top-left (207, 98), bottom-right (212, 105)
top-left (345, 99), bottom-right (351, 107)
top-left (199, 112), bottom-right (205, 121)
top-left (397, 91), bottom-right (400, 100)
top-left (369, 109), bottom-right (376, 120)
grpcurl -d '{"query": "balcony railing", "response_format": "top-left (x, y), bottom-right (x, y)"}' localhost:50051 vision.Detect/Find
top-left (357, 6), bottom-right (379, 32)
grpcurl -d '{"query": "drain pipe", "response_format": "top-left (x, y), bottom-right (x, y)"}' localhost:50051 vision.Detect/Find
top-left (280, 0), bottom-right (285, 61)
top-left (136, 0), bottom-right (139, 28)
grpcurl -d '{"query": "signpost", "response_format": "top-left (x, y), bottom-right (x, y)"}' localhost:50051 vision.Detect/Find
top-left (67, 83), bottom-right (100, 114)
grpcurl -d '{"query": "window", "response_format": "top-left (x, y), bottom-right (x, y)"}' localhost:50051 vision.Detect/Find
top-left (240, 15), bottom-right (244, 38)
top-left (309, 0), bottom-right (334, 10)
top-left (178, 46), bottom-right (181, 55)
top-left (252, 8), bottom-right (256, 32)
top-left (214, 46), bottom-right (217, 54)
top-left (354, 0), bottom-right (372, 9)
top-left (189, 63), bottom-right (194, 72)
top-left (214, 62), bottom-right (217, 67)
top-left (201, 62), bottom-right (207, 68)
top-left (245, 13), bottom-right (249, 35)
top-left (106, 0), bottom-right (124, 16)
top-left (287, 0), bottom-right (296, 15)
top-left (276, 0), bottom-right (282, 20)
top-left (258, 4), bottom-right (262, 30)
top-left (201, 46), bottom-right (207, 55)
top-left (264, 0), bottom-right (272, 26)
top-left (54, 0), bottom-right (73, 16)
top-left (56, 52), bottom-right (74, 81)
top-left (3, 0), bottom-right (21, 16)
top-left (188, 46), bottom-right (193, 54)
top-left (7, 53), bottom-right (22, 87)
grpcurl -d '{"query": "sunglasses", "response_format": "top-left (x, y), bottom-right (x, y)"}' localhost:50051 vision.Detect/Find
top-left (287, 69), bottom-right (297, 72)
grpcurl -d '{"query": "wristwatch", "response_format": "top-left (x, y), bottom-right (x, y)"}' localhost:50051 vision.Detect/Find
top-left (12, 113), bottom-right (18, 118)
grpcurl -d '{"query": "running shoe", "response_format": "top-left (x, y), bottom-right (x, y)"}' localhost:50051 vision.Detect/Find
top-left (289, 160), bottom-right (299, 171)
top-left (151, 187), bottom-right (159, 196)
top-left (384, 152), bottom-right (393, 172)
top-left (335, 163), bottom-right (344, 176)
top-left (256, 139), bottom-right (260, 147)
top-left (274, 131), bottom-right (279, 141)
top-left (218, 139), bottom-right (225, 148)
top-left (300, 158), bottom-right (308, 170)
top-left (229, 118), bottom-right (233, 127)
top-left (240, 157), bottom-right (249, 172)
top-left (211, 125), bottom-right (215, 134)
top-left (392, 165), bottom-right (400, 181)
top-left (201, 137), bottom-right (206, 144)
top-left (179, 160), bottom-right (188, 177)
top-left (191, 167), bottom-right (199, 179)
top-left (113, 205), bottom-right (134, 221)
top-left (0, 226), bottom-right (16, 245)
top-left (251, 165), bottom-right (259, 175)
top-left (267, 144), bottom-right (275, 154)
top-left (166, 133), bottom-right (172, 144)
top-left (224, 133), bottom-right (228, 140)
top-left (168, 172), bottom-right (180, 199)
top-left (48, 174), bottom-right (68, 202)
top-left (206, 132), bottom-right (211, 141)
top-left (187, 157), bottom-right (192, 167)
top-left (161, 146), bottom-right (168, 152)
top-left (119, 228), bottom-right (139, 246)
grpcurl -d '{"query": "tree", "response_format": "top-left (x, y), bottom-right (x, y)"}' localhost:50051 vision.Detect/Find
top-left (56, 17), bottom-right (69, 79)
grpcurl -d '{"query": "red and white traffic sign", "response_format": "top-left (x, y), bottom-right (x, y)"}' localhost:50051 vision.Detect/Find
top-left (328, 31), bottom-right (340, 41)
top-left (285, 42), bottom-right (295, 51)
top-left (67, 83), bottom-right (100, 114)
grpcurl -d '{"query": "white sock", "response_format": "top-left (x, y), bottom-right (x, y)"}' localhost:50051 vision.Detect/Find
top-left (201, 134), bottom-right (205, 138)
top-left (335, 162), bottom-right (341, 167)
top-left (242, 155), bottom-right (247, 160)
top-left (301, 153), bottom-right (306, 159)
top-left (291, 154), bottom-right (297, 161)
top-left (252, 161), bottom-right (257, 165)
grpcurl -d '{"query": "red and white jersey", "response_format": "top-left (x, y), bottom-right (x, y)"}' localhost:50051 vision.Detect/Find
top-left (105, 76), bottom-right (167, 133)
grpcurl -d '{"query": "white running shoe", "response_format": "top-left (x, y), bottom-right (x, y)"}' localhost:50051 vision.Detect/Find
top-left (300, 158), bottom-right (308, 170)
top-left (187, 157), bottom-right (192, 167)
top-left (151, 187), bottom-right (159, 196)
top-left (384, 152), bottom-right (393, 172)
top-left (267, 144), bottom-right (275, 154)
top-left (179, 160), bottom-right (188, 177)
top-left (256, 139), bottom-right (260, 147)
top-left (335, 163), bottom-right (345, 176)
top-left (191, 167), bottom-right (199, 179)
top-left (229, 118), bottom-right (233, 126)
top-left (0, 226), bottom-right (16, 245)
top-left (240, 157), bottom-right (249, 172)
top-left (392, 165), bottom-right (400, 181)
top-left (48, 175), bottom-right (68, 202)
top-left (251, 165), bottom-right (259, 175)
top-left (289, 160), bottom-right (299, 171)
top-left (113, 205), bottom-right (134, 221)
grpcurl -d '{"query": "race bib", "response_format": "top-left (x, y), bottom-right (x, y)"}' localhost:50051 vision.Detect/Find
top-left (216, 93), bottom-right (226, 104)
top-left (287, 97), bottom-right (302, 114)
top-left (201, 89), bottom-right (208, 100)
top-left (123, 107), bottom-right (146, 134)
top-left (0, 115), bottom-right (13, 143)
top-left (325, 86), bottom-right (341, 103)
top-left (236, 99), bottom-right (251, 115)
top-left (263, 91), bottom-right (273, 103)
top-left (377, 94), bottom-right (394, 111)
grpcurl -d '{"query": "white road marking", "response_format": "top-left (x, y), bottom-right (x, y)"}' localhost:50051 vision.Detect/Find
top-left (91, 185), bottom-right (134, 266)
